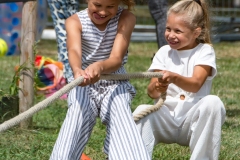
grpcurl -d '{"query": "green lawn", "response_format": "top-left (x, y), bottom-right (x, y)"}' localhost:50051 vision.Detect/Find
top-left (0, 40), bottom-right (240, 159)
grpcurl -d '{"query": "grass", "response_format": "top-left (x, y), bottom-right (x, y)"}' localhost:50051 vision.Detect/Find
top-left (0, 40), bottom-right (240, 159)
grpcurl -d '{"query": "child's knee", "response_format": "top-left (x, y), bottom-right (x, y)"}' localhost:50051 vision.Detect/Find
top-left (203, 95), bottom-right (225, 111)
top-left (200, 95), bottom-right (226, 123)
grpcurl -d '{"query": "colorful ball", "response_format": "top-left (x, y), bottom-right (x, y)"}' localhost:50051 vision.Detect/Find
top-left (0, 38), bottom-right (8, 57)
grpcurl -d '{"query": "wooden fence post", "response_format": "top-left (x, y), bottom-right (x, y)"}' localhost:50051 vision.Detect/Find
top-left (19, 1), bottom-right (37, 128)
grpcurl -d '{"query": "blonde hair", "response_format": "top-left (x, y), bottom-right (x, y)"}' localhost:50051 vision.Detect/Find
top-left (86, 0), bottom-right (135, 11)
top-left (121, 0), bottom-right (135, 11)
top-left (167, 0), bottom-right (211, 44)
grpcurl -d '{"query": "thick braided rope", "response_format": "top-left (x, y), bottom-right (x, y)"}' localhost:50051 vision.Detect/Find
top-left (0, 76), bottom-right (84, 133)
top-left (133, 92), bottom-right (166, 122)
top-left (0, 72), bottom-right (164, 133)
top-left (100, 72), bottom-right (163, 80)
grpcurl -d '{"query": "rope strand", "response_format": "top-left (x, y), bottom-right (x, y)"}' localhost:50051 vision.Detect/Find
top-left (0, 72), bottom-right (165, 133)
top-left (133, 92), bottom-right (166, 122)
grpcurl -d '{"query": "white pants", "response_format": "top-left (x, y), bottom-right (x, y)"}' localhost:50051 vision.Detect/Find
top-left (133, 95), bottom-right (226, 160)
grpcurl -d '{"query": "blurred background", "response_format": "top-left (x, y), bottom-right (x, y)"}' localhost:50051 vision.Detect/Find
top-left (0, 0), bottom-right (240, 57)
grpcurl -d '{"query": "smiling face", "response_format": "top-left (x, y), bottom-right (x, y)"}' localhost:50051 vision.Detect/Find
top-left (165, 13), bottom-right (201, 50)
top-left (87, 0), bottom-right (120, 30)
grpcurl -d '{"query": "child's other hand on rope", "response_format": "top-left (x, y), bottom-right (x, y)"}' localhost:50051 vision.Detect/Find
top-left (155, 79), bottom-right (168, 93)
top-left (84, 62), bottom-right (102, 84)
top-left (155, 71), bottom-right (170, 93)
top-left (158, 70), bottom-right (175, 88)
top-left (148, 70), bottom-right (169, 99)
top-left (73, 63), bottom-right (102, 86)
top-left (73, 68), bottom-right (91, 86)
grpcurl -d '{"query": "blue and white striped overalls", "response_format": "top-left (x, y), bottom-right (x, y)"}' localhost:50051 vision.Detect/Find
top-left (50, 7), bottom-right (151, 160)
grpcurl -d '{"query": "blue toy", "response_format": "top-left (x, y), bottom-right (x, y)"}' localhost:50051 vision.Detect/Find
top-left (0, 0), bottom-right (47, 56)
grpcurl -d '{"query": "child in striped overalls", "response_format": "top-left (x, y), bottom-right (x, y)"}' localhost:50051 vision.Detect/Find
top-left (50, 0), bottom-right (151, 159)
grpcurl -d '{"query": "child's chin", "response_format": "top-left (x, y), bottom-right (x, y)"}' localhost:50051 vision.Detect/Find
top-left (169, 44), bottom-right (179, 50)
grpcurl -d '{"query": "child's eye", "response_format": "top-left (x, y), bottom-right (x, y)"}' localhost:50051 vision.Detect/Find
top-left (107, 6), bottom-right (114, 8)
top-left (176, 30), bottom-right (182, 34)
top-left (165, 27), bottom-right (170, 32)
top-left (94, 4), bottom-right (101, 7)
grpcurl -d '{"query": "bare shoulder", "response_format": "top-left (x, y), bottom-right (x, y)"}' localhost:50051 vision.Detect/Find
top-left (119, 9), bottom-right (136, 25)
top-left (65, 14), bottom-right (81, 30)
top-left (121, 9), bottom-right (135, 19)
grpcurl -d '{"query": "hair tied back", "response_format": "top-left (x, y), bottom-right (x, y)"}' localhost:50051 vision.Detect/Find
top-left (194, 0), bottom-right (201, 6)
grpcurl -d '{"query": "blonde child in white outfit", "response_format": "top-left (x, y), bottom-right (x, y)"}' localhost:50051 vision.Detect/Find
top-left (133, 0), bottom-right (226, 159)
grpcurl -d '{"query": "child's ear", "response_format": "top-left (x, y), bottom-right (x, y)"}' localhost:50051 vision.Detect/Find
top-left (195, 27), bottom-right (202, 38)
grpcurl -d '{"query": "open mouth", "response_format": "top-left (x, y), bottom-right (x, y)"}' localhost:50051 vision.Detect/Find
top-left (93, 13), bottom-right (106, 20)
top-left (168, 41), bottom-right (178, 45)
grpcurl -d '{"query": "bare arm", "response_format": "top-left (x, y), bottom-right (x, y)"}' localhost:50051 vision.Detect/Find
top-left (170, 65), bottom-right (211, 92)
top-left (99, 10), bottom-right (136, 73)
top-left (147, 65), bottom-right (212, 99)
top-left (86, 10), bottom-right (136, 75)
top-left (66, 14), bottom-right (91, 85)
top-left (66, 10), bottom-right (135, 85)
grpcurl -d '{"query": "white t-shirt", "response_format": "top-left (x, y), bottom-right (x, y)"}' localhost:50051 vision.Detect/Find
top-left (149, 43), bottom-right (217, 123)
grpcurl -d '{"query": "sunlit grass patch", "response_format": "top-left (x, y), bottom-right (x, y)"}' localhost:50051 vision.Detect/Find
top-left (0, 40), bottom-right (240, 159)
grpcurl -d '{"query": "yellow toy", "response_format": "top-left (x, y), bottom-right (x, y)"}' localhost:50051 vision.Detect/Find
top-left (0, 38), bottom-right (8, 57)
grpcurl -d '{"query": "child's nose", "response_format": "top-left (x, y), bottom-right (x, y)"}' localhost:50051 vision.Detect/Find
top-left (169, 32), bottom-right (176, 39)
top-left (99, 10), bottom-right (107, 16)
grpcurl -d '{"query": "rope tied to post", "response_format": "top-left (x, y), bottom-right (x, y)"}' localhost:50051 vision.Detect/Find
top-left (0, 72), bottom-right (166, 133)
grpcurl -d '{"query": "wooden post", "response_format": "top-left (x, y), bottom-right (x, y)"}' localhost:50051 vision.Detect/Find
top-left (19, 1), bottom-right (37, 128)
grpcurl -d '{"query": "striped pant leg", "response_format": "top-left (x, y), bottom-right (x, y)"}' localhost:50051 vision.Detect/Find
top-left (100, 84), bottom-right (151, 160)
top-left (50, 86), bottom-right (98, 160)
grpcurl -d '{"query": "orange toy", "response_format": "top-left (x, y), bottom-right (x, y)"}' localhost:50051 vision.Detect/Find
top-left (81, 153), bottom-right (91, 160)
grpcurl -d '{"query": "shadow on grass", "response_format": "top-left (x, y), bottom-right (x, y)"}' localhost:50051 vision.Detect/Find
top-left (226, 109), bottom-right (240, 117)
top-left (32, 125), bottom-right (60, 131)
